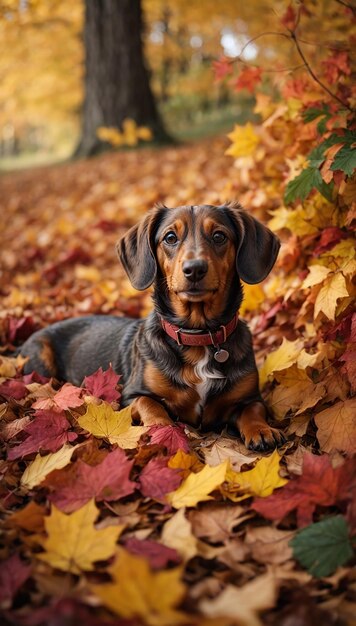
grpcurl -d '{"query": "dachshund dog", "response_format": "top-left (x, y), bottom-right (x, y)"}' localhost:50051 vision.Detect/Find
top-left (20, 202), bottom-right (285, 451)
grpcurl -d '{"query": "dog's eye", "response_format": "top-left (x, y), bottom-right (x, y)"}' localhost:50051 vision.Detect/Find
top-left (212, 231), bottom-right (227, 244)
top-left (163, 231), bottom-right (178, 245)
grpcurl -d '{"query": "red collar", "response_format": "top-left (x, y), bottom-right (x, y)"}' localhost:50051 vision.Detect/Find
top-left (160, 313), bottom-right (238, 347)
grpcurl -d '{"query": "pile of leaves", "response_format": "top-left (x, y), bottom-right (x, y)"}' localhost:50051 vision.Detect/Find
top-left (1, 5), bottom-right (356, 625)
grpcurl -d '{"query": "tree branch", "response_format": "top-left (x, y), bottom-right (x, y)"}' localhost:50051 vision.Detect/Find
top-left (289, 31), bottom-right (353, 112)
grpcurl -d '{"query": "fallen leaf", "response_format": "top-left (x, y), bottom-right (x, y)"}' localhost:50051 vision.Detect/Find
top-left (167, 461), bottom-right (228, 509)
top-left (189, 503), bottom-right (251, 543)
top-left (245, 526), bottom-right (294, 564)
top-left (268, 365), bottom-right (325, 419)
top-left (124, 537), bottom-right (180, 569)
top-left (315, 398), bottom-right (356, 453)
top-left (314, 272), bottom-right (349, 320)
top-left (139, 457), bottom-right (182, 501)
top-left (52, 383), bottom-right (84, 410)
top-left (290, 515), bottom-right (353, 578)
top-left (202, 436), bottom-right (258, 470)
top-left (148, 423), bottom-right (190, 454)
top-left (91, 547), bottom-right (187, 625)
top-left (302, 264), bottom-right (332, 288)
top-left (161, 508), bottom-right (198, 561)
top-left (7, 501), bottom-right (45, 533)
top-left (200, 570), bottom-right (278, 626)
top-left (46, 448), bottom-right (136, 512)
top-left (0, 554), bottom-right (32, 606)
top-left (78, 403), bottom-right (147, 448)
top-left (21, 444), bottom-right (80, 489)
top-left (0, 379), bottom-right (28, 401)
top-left (168, 449), bottom-right (204, 478)
top-left (7, 410), bottom-right (77, 460)
top-left (83, 365), bottom-right (121, 402)
top-left (252, 453), bottom-right (355, 527)
top-left (259, 338), bottom-right (303, 387)
top-left (226, 122), bottom-right (260, 158)
top-left (38, 499), bottom-right (122, 573)
top-left (223, 451), bottom-right (287, 501)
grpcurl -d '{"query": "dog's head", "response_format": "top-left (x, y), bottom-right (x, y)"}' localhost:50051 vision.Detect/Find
top-left (117, 203), bottom-right (280, 324)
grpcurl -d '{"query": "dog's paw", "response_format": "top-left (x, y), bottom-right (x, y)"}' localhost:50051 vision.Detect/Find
top-left (242, 425), bottom-right (286, 452)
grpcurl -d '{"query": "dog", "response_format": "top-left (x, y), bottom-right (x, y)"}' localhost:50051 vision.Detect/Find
top-left (20, 202), bottom-right (285, 451)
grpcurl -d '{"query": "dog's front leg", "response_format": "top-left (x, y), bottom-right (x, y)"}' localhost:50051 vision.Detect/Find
top-left (130, 396), bottom-right (173, 427)
top-left (230, 401), bottom-right (285, 452)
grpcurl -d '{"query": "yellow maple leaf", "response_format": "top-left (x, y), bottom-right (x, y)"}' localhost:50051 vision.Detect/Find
top-left (168, 449), bottom-right (203, 478)
top-left (167, 461), bottom-right (228, 509)
top-left (38, 500), bottom-right (122, 574)
top-left (268, 365), bottom-right (326, 420)
top-left (92, 547), bottom-right (187, 626)
top-left (137, 125), bottom-right (153, 141)
top-left (0, 355), bottom-right (26, 377)
top-left (96, 126), bottom-right (124, 147)
top-left (122, 118), bottom-right (139, 146)
top-left (161, 508), bottom-right (198, 562)
top-left (225, 122), bottom-right (260, 158)
top-left (78, 403), bottom-right (147, 449)
top-left (315, 399), bottom-right (356, 454)
top-left (21, 444), bottom-right (79, 489)
top-left (240, 283), bottom-right (265, 315)
top-left (314, 272), bottom-right (349, 320)
top-left (222, 451), bottom-right (287, 502)
top-left (268, 206), bottom-right (318, 236)
top-left (286, 97), bottom-right (303, 119)
top-left (302, 264), bottom-right (332, 289)
top-left (259, 338), bottom-right (303, 388)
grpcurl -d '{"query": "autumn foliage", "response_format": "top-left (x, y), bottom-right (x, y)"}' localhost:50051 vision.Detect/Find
top-left (1, 2), bottom-right (355, 625)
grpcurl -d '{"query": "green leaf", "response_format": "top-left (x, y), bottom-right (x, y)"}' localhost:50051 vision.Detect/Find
top-left (290, 516), bottom-right (354, 578)
top-left (316, 116), bottom-right (328, 136)
top-left (284, 167), bottom-right (333, 204)
top-left (330, 144), bottom-right (356, 177)
top-left (302, 105), bottom-right (330, 123)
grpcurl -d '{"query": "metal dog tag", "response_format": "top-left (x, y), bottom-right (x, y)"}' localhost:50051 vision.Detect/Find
top-left (214, 348), bottom-right (229, 363)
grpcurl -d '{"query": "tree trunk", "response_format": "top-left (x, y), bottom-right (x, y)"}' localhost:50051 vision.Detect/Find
top-left (74, 0), bottom-right (170, 157)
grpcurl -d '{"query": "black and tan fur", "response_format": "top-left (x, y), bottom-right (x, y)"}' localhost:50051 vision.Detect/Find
top-left (20, 202), bottom-right (285, 451)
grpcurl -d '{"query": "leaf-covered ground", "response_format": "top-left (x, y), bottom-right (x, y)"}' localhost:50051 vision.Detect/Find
top-left (0, 134), bottom-right (355, 626)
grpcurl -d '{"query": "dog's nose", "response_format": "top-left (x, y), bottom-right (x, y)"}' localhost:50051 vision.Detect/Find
top-left (182, 259), bottom-right (208, 282)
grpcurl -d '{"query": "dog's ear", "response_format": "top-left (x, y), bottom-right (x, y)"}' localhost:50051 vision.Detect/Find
top-left (116, 206), bottom-right (165, 290)
top-left (224, 202), bottom-right (280, 284)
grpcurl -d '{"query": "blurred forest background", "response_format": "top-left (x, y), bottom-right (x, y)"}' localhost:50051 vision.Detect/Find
top-left (0, 0), bottom-right (352, 168)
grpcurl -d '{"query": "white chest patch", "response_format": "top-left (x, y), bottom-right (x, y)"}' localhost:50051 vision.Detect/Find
top-left (193, 349), bottom-right (225, 414)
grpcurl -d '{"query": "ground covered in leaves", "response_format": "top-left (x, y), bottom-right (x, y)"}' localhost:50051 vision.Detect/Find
top-left (0, 134), bottom-right (355, 626)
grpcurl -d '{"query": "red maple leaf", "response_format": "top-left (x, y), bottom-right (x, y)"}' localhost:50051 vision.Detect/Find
top-left (212, 56), bottom-right (233, 81)
top-left (7, 316), bottom-right (37, 343)
top-left (53, 383), bottom-right (83, 410)
top-left (0, 553), bottom-right (31, 604)
top-left (139, 457), bottom-right (182, 501)
top-left (46, 448), bottom-right (136, 512)
top-left (231, 66), bottom-right (262, 94)
top-left (313, 227), bottom-right (347, 256)
top-left (282, 76), bottom-right (312, 99)
top-left (280, 5), bottom-right (297, 30)
top-left (7, 410), bottom-right (77, 460)
top-left (0, 379), bottom-right (28, 401)
top-left (252, 453), bottom-right (356, 527)
top-left (124, 537), bottom-right (181, 569)
top-left (83, 365), bottom-right (121, 402)
top-left (322, 51), bottom-right (350, 85)
top-left (148, 423), bottom-right (190, 454)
